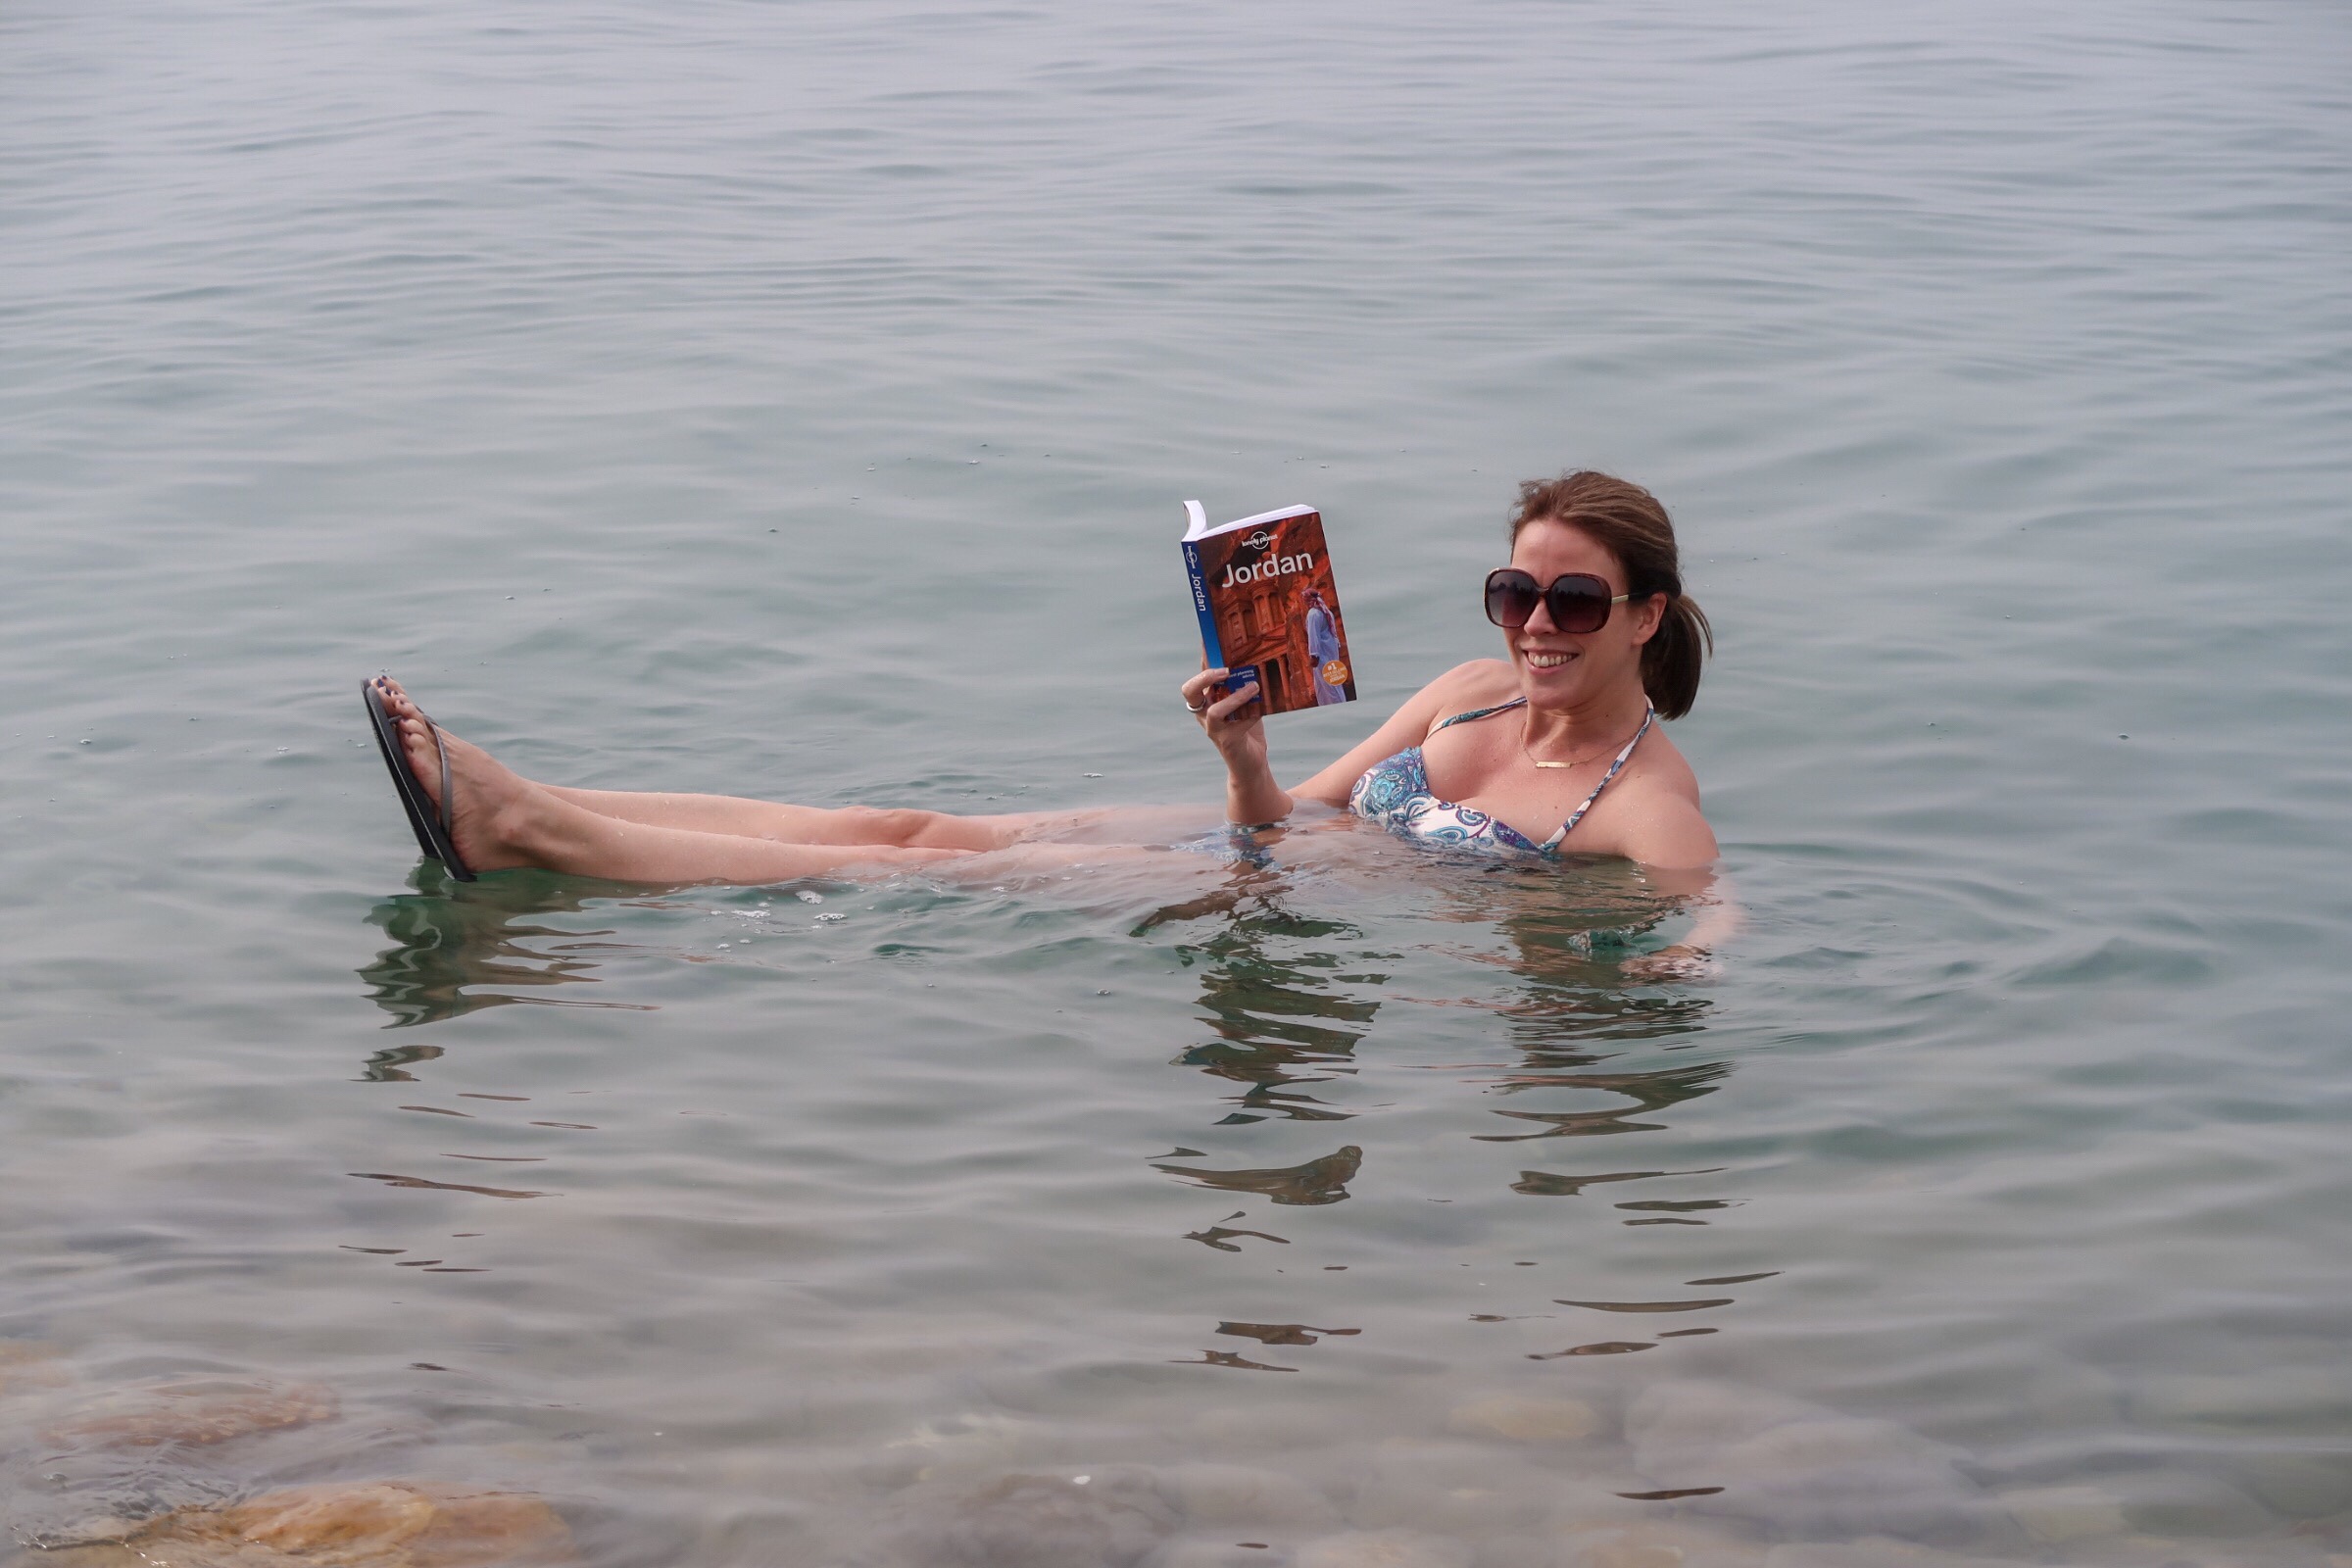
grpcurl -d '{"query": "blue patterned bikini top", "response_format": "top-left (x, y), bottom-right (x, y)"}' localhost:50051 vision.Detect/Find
top-left (1348, 697), bottom-right (1654, 856)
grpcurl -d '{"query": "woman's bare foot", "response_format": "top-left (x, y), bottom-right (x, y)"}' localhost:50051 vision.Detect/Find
top-left (370, 677), bottom-right (552, 874)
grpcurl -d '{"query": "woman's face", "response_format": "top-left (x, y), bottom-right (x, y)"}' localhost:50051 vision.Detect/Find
top-left (1502, 519), bottom-right (1665, 710)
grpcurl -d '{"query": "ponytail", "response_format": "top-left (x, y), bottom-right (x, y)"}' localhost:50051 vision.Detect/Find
top-left (1641, 592), bottom-right (1711, 720)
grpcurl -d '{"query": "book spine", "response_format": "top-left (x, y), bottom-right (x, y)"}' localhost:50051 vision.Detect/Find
top-left (1181, 539), bottom-right (1225, 669)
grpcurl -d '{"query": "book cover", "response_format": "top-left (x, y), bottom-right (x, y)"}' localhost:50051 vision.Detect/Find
top-left (1180, 500), bottom-right (1357, 716)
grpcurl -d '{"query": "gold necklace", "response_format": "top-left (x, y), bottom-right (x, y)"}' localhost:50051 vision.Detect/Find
top-left (1520, 710), bottom-right (1641, 771)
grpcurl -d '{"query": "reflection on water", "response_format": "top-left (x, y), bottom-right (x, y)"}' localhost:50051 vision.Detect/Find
top-left (1509, 1166), bottom-right (1722, 1198)
top-left (1152, 1146), bottom-right (1363, 1208)
top-left (1129, 856), bottom-right (1798, 1399)
top-left (141, 831), bottom-right (2331, 1563)
top-left (357, 1040), bottom-right (444, 1083)
top-left (18, 838), bottom-right (2342, 1565)
top-left (1470, 1058), bottom-right (1729, 1143)
top-left (1214, 1321), bottom-right (1358, 1348)
top-left (1156, 871), bottom-right (1380, 1130)
top-left (1554, 1296), bottom-right (1737, 1314)
top-left (344, 1170), bottom-right (550, 1201)
top-left (1182, 1213), bottom-right (1293, 1253)
top-left (359, 871), bottom-right (658, 1029)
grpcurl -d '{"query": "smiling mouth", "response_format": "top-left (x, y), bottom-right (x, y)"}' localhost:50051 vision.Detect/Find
top-left (1522, 650), bottom-right (1576, 669)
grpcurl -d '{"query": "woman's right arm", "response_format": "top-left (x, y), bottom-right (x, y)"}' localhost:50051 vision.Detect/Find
top-left (1180, 666), bottom-right (1290, 825)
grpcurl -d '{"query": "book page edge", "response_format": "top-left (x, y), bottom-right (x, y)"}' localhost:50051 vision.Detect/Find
top-left (1183, 502), bottom-right (1318, 539)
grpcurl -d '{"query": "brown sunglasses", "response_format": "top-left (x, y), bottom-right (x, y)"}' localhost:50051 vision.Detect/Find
top-left (1483, 568), bottom-right (1635, 633)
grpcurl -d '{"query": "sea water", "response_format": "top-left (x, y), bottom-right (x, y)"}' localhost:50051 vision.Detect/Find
top-left (3, 0), bottom-right (2349, 1562)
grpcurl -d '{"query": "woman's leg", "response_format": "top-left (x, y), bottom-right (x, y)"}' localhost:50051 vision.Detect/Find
top-left (370, 679), bottom-right (1231, 878)
top-left (379, 682), bottom-right (967, 883)
top-left (492, 789), bottom-right (964, 883)
top-left (538, 786), bottom-right (1032, 852)
top-left (539, 792), bottom-right (1217, 852)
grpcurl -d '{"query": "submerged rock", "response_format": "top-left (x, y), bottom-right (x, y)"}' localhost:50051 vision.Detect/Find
top-left (1534, 1485), bottom-right (1661, 1541)
top-left (2109, 1469), bottom-right (2269, 1539)
top-left (218, 1483), bottom-right (572, 1566)
top-left (24, 1482), bottom-right (574, 1567)
top-left (856, 1468), bottom-right (1179, 1568)
top-left (2232, 1450), bottom-right (2352, 1519)
top-left (1189, 1404), bottom-right (1348, 1455)
top-left (1163, 1462), bottom-right (1340, 1530)
top-left (1699, 1460), bottom-right (2001, 1548)
top-left (1619, 1382), bottom-right (2004, 1549)
top-left (1469, 1536), bottom-right (1553, 1568)
top-left (1624, 1384), bottom-right (1828, 1473)
top-left (2051, 1533), bottom-right (2274, 1566)
top-left (1709, 1419), bottom-right (1960, 1481)
top-left (1551, 1519), bottom-right (1767, 1568)
top-left (2016, 1357), bottom-right (2124, 1433)
top-left (1292, 1528), bottom-right (1472, 1568)
top-left (1996, 1484), bottom-right (2127, 1544)
top-left (1149, 1540), bottom-right (1299, 1568)
top-left (1758, 1541), bottom-right (2034, 1568)
top-left (40, 1379), bottom-right (338, 1449)
top-left (0, 1340), bottom-right (71, 1398)
top-left (859, 1412), bottom-right (1050, 1490)
top-left (2130, 1369), bottom-right (2352, 1434)
top-left (1349, 1439), bottom-right (1556, 1535)
top-left (9, 1379), bottom-right (338, 1551)
top-left (1444, 1395), bottom-right (1601, 1446)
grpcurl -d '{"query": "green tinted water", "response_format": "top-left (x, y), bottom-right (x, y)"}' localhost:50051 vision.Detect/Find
top-left (4, 0), bottom-right (2349, 1562)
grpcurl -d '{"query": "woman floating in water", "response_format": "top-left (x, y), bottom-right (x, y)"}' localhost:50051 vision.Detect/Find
top-left (365, 470), bottom-right (1717, 888)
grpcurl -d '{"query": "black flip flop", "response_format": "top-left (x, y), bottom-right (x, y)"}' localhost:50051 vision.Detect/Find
top-left (363, 678), bottom-right (477, 882)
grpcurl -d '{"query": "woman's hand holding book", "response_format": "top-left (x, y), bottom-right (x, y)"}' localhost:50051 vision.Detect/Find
top-left (1182, 666), bottom-right (1292, 828)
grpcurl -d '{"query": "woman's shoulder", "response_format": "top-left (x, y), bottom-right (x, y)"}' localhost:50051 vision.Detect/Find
top-left (1420, 659), bottom-right (1521, 715)
top-left (1628, 722), bottom-right (1702, 804)
top-left (1595, 724), bottom-right (1715, 868)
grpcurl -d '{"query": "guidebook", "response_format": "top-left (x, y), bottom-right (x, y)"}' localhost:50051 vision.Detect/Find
top-left (1180, 500), bottom-right (1357, 715)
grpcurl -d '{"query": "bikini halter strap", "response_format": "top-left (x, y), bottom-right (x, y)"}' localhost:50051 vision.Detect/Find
top-left (1431, 696), bottom-right (1528, 732)
top-left (1539, 702), bottom-right (1654, 853)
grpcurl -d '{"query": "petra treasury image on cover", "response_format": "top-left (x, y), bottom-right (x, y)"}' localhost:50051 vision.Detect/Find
top-left (1179, 500), bottom-right (1357, 716)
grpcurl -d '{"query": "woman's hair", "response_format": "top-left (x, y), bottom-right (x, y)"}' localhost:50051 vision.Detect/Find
top-left (1509, 470), bottom-right (1711, 719)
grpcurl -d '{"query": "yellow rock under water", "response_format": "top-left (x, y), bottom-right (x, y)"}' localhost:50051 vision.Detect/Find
top-left (40, 1379), bottom-right (338, 1449)
top-left (1294, 1527), bottom-right (1474, 1568)
top-left (28, 1482), bottom-right (574, 1568)
top-left (1555, 1520), bottom-right (1767, 1568)
top-left (1998, 1483), bottom-right (2127, 1544)
top-left (1444, 1393), bottom-right (1602, 1444)
top-left (0, 1340), bottom-right (71, 1398)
